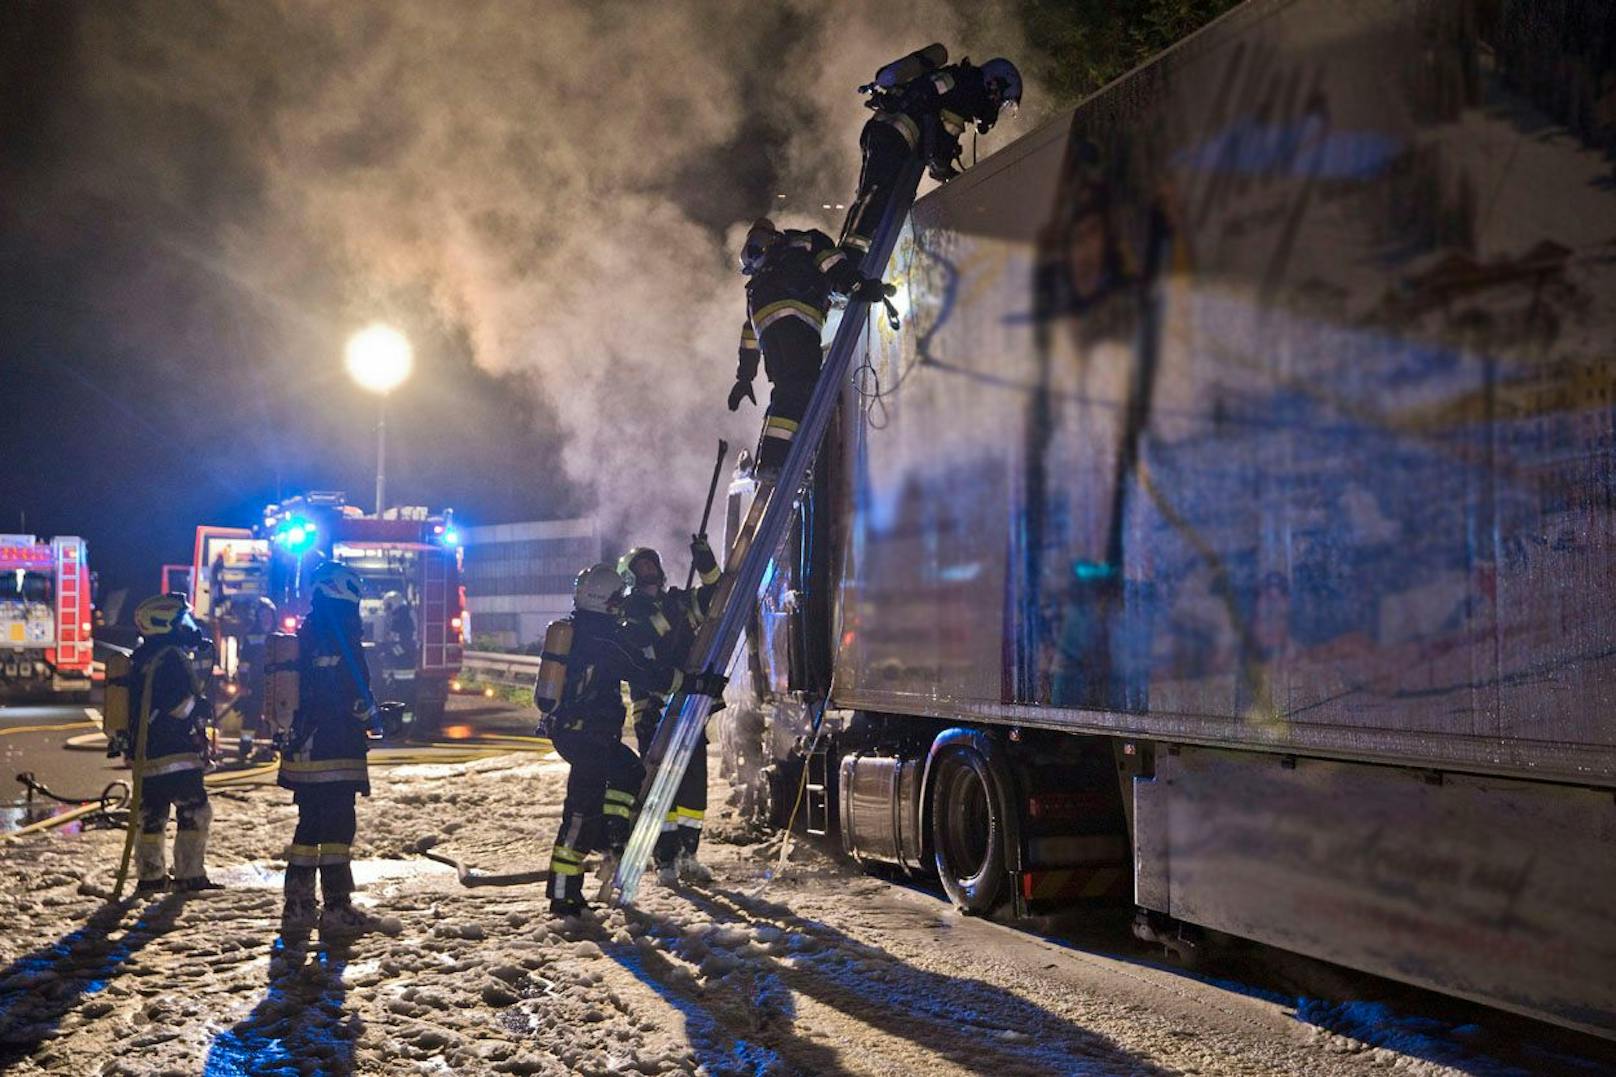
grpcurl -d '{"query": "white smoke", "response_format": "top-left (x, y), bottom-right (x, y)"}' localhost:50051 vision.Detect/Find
top-left (66, 0), bottom-right (1035, 559)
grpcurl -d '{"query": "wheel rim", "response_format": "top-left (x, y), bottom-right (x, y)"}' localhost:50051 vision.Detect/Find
top-left (941, 764), bottom-right (992, 884)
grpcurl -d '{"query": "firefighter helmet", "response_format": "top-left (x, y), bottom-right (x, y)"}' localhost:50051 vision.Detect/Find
top-left (309, 561), bottom-right (363, 605)
top-left (382, 590), bottom-right (403, 612)
top-left (739, 217), bottom-right (779, 275)
top-left (573, 562), bottom-right (626, 614)
top-left (134, 593), bottom-right (193, 637)
top-left (981, 58), bottom-right (1022, 112)
top-left (617, 546), bottom-right (665, 590)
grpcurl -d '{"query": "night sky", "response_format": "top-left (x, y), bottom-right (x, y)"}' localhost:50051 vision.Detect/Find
top-left (0, 0), bottom-right (1037, 615)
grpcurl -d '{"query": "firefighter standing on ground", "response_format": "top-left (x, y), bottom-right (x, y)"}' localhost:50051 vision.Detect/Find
top-left (535, 563), bottom-right (727, 917)
top-left (278, 562), bottom-right (385, 933)
top-left (235, 596), bottom-right (277, 762)
top-left (117, 594), bottom-right (220, 894)
top-left (728, 218), bottom-right (890, 477)
top-left (619, 539), bottom-right (722, 884)
top-left (839, 46), bottom-right (1022, 256)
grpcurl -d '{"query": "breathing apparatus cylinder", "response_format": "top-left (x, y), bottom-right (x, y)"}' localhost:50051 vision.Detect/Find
top-left (263, 632), bottom-right (300, 739)
top-left (102, 651), bottom-right (133, 750)
top-left (533, 619), bottom-right (573, 715)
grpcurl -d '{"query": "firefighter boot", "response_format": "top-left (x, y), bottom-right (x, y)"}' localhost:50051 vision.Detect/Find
top-left (677, 851), bottom-right (714, 885)
top-left (654, 827), bottom-right (683, 887)
top-left (319, 863), bottom-right (387, 935)
top-left (135, 800), bottom-right (169, 894)
top-left (172, 799), bottom-right (221, 892)
top-left (548, 842), bottom-right (586, 917)
top-left (282, 865), bottom-right (318, 930)
top-left (134, 832), bottom-right (168, 895)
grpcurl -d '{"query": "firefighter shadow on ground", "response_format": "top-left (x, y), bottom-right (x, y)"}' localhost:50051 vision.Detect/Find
top-left (604, 910), bottom-right (849, 1077)
top-left (202, 928), bottom-right (358, 1077)
top-left (0, 892), bottom-right (186, 1065)
top-left (608, 887), bottom-right (1170, 1076)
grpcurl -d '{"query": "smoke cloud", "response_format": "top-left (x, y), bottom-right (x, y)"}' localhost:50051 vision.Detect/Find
top-left (24, 0), bottom-right (1036, 566)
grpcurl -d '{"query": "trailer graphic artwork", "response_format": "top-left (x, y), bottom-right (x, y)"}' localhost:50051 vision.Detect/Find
top-left (844, 0), bottom-right (1616, 783)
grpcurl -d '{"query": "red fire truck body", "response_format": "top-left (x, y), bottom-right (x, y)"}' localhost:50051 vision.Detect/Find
top-left (190, 493), bottom-right (463, 732)
top-left (0, 535), bottom-right (92, 697)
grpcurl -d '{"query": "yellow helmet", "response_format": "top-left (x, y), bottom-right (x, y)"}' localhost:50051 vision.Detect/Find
top-left (134, 593), bottom-right (193, 637)
top-left (617, 546), bottom-right (665, 590)
top-left (309, 561), bottom-right (363, 605)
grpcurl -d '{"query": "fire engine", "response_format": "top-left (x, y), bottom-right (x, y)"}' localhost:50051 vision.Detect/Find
top-left (0, 535), bottom-right (92, 697)
top-left (189, 493), bottom-right (464, 733)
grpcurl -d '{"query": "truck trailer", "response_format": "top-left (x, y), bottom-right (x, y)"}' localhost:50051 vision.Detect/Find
top-left (735, 0), bottom-right (1616, 1038)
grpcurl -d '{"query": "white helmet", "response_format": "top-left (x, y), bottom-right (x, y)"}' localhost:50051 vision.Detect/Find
top-left (135, 593), bottom-right (193, 637)
top-left (573, 562), bottom-right (625, 614)
top-left (309, 561), bottom-right (363, 605)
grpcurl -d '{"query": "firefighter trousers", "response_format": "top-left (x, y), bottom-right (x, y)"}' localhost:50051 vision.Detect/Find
top-left (635, 715), bottom-right (707, 867)
top-left (757, 318), bottom-right (825, 472)
top-left (287, 786), bottom-right (359, 906)
top-left (138, 771), bottom-right (210, 885)
top-left (840, 119), bottom-right (915, 256)
top-left (548, 730), bottom-right (645, 904)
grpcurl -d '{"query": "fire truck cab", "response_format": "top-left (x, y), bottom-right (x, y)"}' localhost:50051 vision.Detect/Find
top-left (191, 492), bottom-right (464, 735)
top-left (0, 535), bottom-right (92, 698)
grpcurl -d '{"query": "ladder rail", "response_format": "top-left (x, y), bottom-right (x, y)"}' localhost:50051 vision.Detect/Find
top-left (611, 159), bottom-right (925, 904)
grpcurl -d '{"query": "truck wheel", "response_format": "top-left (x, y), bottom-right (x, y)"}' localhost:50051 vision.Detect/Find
top-left (930, 745), bottom-right (1007, 915)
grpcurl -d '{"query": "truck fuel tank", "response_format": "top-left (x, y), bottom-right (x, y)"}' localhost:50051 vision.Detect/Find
top-left (838, 751), bottom-right (926, 873)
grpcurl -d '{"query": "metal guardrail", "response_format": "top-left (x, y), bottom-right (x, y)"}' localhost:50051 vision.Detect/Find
top-left (459, 649), bottom-right (540, 688)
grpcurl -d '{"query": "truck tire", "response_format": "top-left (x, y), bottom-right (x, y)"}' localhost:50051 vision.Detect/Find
top-left (930, 744), bottom-right (1007, 915)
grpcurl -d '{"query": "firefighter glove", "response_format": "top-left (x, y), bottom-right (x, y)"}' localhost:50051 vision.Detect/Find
top-left (686, 670), bottom-right (729, 698)
top-left (727, 379), bottom-right (756, 411)
top-left (689, 535), bottom-right (718, 575)
top-left (854, 277), bottom-right (896, 303)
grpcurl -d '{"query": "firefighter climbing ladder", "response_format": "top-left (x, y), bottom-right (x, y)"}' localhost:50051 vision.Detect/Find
top-left (610, 158), bottom-right (926, 905)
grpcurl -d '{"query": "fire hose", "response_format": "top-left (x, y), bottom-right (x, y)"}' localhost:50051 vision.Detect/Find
top-left (14, 771), bottom-right (131, 819)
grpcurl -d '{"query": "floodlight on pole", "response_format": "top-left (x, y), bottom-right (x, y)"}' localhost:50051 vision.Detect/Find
top-left (344, 323), bottom-right (413, 513)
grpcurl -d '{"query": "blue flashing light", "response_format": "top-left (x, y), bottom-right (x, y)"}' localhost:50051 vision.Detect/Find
top-left (276, 517), bottom-right (317, 553)
top-left (441, 528), bottom-right (460, 547)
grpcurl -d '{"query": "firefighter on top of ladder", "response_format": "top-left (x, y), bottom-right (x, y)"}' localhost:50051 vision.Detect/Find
top-left (618, 538), bottom-right (723, 885)
top-left (278, 561), bottom-right (387, 934)
top-left (534, 563), bottom-right (727, 917)
top-left (839, 45), bottom-right (1022, 256)
top-left (728, 218), bottom-right (893, 478)
top-left (115, 594), bottom-right (221, 894)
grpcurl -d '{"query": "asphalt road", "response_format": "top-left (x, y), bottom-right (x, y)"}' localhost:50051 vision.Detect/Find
top-left (0, 702), bottom-right (118, 832)
top-left (0, 692), bottom-right (540, 833)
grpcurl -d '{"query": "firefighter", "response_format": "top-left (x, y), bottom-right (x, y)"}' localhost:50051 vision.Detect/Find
top-left (381, 591), bottom-right (416, 671)
top-left (729, 217), bottom-right (891, 478)
top-left (839, 50), bottom-right (1022, 257)
top-left (236, 596), bottom-right (277, 762)
top-left (278, 561), bottom-right (382, 933)
top-left (121, 593), bottom-right (219, 894)
top-left (618, 538), bottom-right (722, 884)
top-left (537, 563), bottom-right (726, 917)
